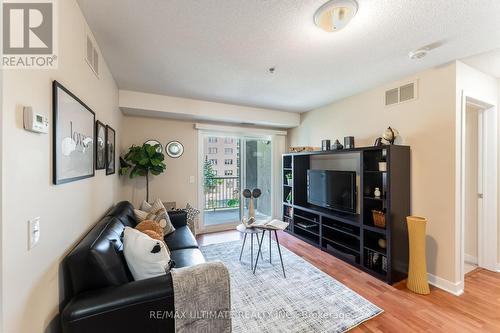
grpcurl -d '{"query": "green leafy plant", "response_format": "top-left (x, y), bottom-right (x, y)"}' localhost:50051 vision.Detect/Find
top-left (119, 143), bottom-right (166, 202)
top-left (203, 158), bottom-right (217, 189)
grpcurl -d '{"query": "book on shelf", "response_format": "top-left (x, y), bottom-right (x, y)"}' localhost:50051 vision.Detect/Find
top-left (296, 222), bottom-right (317, 229)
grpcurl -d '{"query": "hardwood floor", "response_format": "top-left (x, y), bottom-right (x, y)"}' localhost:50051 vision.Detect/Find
top-left (197, 230), bottom-right (500, 333)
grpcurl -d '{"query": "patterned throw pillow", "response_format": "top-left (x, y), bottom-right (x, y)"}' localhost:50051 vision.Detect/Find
top-left (134, 198), bottom-right (175, 235)
top-left (185, 203), bottom-right (200, 234)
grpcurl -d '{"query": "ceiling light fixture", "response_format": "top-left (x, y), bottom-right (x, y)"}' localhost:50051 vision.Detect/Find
top-left (408, 48), bottom-right (428, 60)
top-left (314, 0), bottom-right (358, 32)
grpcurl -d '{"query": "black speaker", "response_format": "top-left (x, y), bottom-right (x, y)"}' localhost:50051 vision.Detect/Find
top-left (321, 139), bottom-right (330, 151)
top-left (344, 136), bottom-right (355, 149)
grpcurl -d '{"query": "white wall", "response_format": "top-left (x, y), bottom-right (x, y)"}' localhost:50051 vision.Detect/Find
top-left (289, 63), bottom-right (458, 282)
top-left (1, 0), bottom-right (122, 332)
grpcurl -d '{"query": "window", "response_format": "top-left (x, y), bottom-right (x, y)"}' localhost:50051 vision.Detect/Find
top-left (208, 148), bottom-right (218, 154)
top-left (224, 159), bottom-right (233, 165)
top-left (224, 138), bottom-right (234, 144)
top-left (208, 137), bottom-right (218, 143)
top-left (209, 159), bottom-right (217, 165)
top-left (224, 170), bottom-right (233, 176)
top-left (225, 148), bottom-right (233, 155)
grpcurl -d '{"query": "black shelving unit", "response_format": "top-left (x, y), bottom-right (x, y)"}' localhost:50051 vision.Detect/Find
top-left (282, 145), bottom-right (410, 284)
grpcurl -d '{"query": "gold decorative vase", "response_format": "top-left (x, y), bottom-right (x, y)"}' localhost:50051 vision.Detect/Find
top-left (406, 216), bottom-right (430, 295)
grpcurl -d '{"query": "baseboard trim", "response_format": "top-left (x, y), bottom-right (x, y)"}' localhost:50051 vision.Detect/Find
top-left (427, 273), bottom-right (464, 296)
top-left (464, 254), bottom-right (478, 265)
top-left (495, 263), bottom-right (500, 272)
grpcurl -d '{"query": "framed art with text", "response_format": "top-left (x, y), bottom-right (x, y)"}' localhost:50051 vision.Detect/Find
top-left (105, 125), bottom-right (116, 175)
top-left (95, 120), bottom-right (106, 170)
top-left (53, 81), bottom-right (95, 184)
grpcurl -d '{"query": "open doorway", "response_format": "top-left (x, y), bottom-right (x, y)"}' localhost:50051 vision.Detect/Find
top-left (463, 102), bottom-right (482, 274)
top-left (460, 94), bottom-right (498, 287)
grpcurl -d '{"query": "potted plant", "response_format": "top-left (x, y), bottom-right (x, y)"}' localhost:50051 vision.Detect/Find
top-left (285, 173), bottom-right (293, 186)
top-left (119, 143), bottom-right (166, 202)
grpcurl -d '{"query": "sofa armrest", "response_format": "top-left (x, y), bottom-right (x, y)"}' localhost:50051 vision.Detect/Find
top-left (168, 210), bottom-right (188, 228)
top-left (62, 274), bottom-right (174, 333)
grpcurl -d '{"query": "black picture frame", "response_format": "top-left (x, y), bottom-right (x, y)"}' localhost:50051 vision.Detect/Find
top-left (95, 120), bottom-right (106, 170)
top-left (53, 81), bottom-right (95, 185)
top-left (105, 125), bottom-right (116, 175)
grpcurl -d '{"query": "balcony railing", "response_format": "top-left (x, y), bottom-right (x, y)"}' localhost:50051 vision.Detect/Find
top-left (204, 177), bottom-right (240, 211)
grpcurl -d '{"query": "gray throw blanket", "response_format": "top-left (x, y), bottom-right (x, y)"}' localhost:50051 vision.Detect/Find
top-left (171, 261), bottom-right (231, 333)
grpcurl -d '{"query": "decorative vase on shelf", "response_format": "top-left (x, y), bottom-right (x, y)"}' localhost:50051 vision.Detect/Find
top-left (406, 216), bottom-right (430, 295)
top-left (378, 161), bottom-right (387, 172)
top-left (374, 187), bottom-right (381, 198)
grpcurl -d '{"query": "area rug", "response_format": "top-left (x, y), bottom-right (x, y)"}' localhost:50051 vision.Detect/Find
top-left (200, 239), bottom-right (383, 333)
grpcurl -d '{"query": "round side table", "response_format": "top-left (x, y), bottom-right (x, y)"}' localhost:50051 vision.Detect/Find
top-left (236, 224), bottom-right (263, 271)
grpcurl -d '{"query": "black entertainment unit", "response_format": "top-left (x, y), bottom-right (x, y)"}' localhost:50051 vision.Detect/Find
top-left (282, 145), bottom-right (410, 284)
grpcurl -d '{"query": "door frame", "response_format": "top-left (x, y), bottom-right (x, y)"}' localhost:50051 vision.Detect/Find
top-left (196, 124), bottom-right (285, 234)
top-left (457, 91), bottom-right (498, 289)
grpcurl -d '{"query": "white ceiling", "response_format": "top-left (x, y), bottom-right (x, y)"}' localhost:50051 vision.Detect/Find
top-left (462, 48), bottom-right (500, 78)
top-left (77, 0), bottom-right (500, 112)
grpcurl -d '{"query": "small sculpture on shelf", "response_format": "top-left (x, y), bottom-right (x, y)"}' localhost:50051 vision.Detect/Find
top-left (331, 139), bottom-right (343, 150)
top-left (374, 126), bottom-right (400, 146)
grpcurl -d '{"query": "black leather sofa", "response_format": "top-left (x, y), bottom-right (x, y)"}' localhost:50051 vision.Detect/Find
top-left (61, 201), bottom-right (206, 333)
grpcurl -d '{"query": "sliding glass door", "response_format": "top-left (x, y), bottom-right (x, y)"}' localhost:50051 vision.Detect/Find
top-left (200, 133), bottom-right (273, 231)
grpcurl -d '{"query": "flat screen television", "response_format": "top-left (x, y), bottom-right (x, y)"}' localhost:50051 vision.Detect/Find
top-left (307, 170), bottom-right (357, 214)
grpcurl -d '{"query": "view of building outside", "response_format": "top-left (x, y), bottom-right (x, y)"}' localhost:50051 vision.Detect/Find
top-left (203, 136), bottom-right (240, 211)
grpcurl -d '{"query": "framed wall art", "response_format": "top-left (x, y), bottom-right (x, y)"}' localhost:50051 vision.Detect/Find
top-left (95, 120), bottom-right (106, 170)
top-left (53, 81), bottom-right (95, 184)
top-left (106, 125), bottom-right (116, 175)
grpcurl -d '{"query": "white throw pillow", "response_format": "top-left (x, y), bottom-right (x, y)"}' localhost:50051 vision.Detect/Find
top-left (123, 227), bottom-right (171, 281)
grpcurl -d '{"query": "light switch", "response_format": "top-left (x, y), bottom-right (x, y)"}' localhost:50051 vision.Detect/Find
top-left (28, 217), bottom-right (40, 250)
top-left (189, 176), bottom-right (195, 184)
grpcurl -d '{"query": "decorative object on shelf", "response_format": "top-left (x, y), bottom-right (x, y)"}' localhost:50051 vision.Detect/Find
top-left (144, 140), bottom-right (163, 153)
top-left (105, 125), bottom-right (116, 175)
top-left (371, 210), bottom-right (386, 228)
top-left (406, 216), bottom-right (430, 295)
top-left (378, 238), bottom-right (387, 249)
top-left (344, 136), bottom-right (355, 149)
top-left (331, 139), bottom-right (343, 150)
top-left (52, 81), bottom-right (95, 185)
top-left (373, 137), bottom-right (383, 146)
top-left (285, 191), bottom-right (292, 203)
top-left (321, 139), bottom-right (331, 151)
top-left (242, 188), bottom-right (262, 224)
top-left (382, 126), bottom-right (399, 145)
top-left (289, 146), bottom-right (317, 153)
top-left (374, 187), bottom-right (381, 198)
top-left (378, 160), bottom-right (387, 172)
top-left (285, 173), bottom-right (293, 186)
top-left (119, 143), bottom-right (166, 202)
top-left (95, 120), bottom-right (106, 170)
top-left (165, 140), bottom-right (184, 158)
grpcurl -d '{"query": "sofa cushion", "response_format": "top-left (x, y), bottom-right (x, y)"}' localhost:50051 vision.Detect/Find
top-left (106, 201), bottom-right (137, 227)
top-left (164, 226), bottom-right (198, 251)
top-left (170, 248), bottom-right (206, 268)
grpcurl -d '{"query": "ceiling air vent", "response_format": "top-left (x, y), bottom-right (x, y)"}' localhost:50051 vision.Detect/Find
top-left (85, 33), bottom-right (99, 77)
top-left (385, 81), bottom-right (417, 106)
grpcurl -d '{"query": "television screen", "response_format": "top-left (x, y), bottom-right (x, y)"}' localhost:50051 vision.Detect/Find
top-left (307, 170), bottom-right (356, 213)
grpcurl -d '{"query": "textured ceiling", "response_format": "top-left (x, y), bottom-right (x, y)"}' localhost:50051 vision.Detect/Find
top-left (77, 0), bottom-right (500, 112)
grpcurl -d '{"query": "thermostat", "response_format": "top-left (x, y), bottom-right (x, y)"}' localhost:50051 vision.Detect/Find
top-left (23, 107), bottom-right (49, 134)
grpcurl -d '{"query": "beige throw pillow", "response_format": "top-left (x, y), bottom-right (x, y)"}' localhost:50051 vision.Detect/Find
top-left (134, 198), bottom-right (175, 235)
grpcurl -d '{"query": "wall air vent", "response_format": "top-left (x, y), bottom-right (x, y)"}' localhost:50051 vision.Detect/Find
top-left (385, 80), bottom-right (417, 106)
top-left (85, 33), bottom-right (99, 77)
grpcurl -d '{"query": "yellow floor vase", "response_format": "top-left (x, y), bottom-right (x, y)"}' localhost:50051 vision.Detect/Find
top-left (406, 216), bottom-right (430, 295)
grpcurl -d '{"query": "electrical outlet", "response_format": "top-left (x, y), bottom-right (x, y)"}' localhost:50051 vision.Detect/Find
top-left (28, 217), bottom-right (40, 250)
top-left (189, 176), bottom-right (195, 184)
